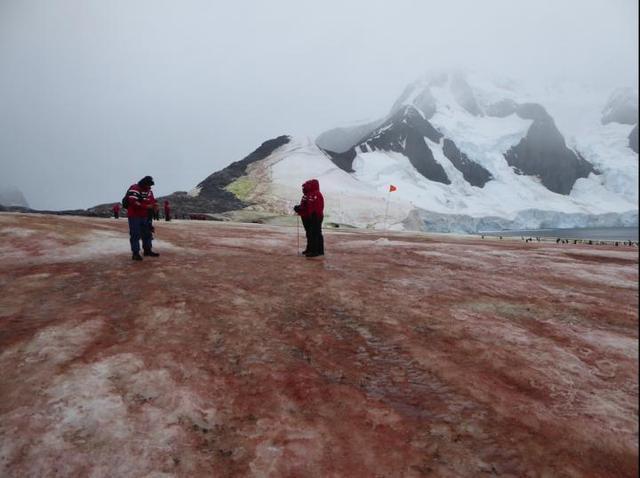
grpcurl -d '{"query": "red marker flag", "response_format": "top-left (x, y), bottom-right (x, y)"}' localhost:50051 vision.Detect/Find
top-left (389, 185), bottom-right (397, 192)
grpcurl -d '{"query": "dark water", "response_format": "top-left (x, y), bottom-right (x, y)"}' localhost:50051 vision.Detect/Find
top-left (481, 227), bottom-right (639, 241)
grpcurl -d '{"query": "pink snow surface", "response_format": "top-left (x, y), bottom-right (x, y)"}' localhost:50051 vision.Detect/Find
top-left (0, 213), bottom-right (638, 477)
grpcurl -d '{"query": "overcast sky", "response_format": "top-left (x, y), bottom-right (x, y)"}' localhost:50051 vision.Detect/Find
top-left (0, 0), bottom-right (637, 210)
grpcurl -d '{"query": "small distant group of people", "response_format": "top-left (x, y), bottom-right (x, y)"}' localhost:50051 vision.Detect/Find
top-left (116, 175), bottom-right (324, 261)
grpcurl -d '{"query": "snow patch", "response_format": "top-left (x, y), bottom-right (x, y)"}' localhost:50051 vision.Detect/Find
top-left (188, 186), bottom-right (202, 197)
top-left (55, 231), bottom-right (182, 263)
top-left (0, 226), bottom-right (36, 238)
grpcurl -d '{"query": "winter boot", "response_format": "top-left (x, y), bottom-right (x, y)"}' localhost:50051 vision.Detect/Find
top-left (143, 250), bottom-right (160, 257)
top-left (132, 253), bottom-right (143, 261)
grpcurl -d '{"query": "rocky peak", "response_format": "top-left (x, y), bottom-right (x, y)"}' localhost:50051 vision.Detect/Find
top-left (505, 103), bottom-right (595, 194)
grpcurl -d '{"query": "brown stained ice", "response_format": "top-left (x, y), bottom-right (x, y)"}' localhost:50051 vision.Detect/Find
top-left (0, 213), bottom-right (638, 477)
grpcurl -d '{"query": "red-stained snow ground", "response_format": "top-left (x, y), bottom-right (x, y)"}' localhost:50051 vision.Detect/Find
top-left (0, 213), bottom-right (637, 477)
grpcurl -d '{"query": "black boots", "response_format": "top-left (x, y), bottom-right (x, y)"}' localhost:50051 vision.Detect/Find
top-left (133, 251), bottom-right (159, 260)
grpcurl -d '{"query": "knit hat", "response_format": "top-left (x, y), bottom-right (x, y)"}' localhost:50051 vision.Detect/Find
top-left (138, 176), bottom-right (154, 187)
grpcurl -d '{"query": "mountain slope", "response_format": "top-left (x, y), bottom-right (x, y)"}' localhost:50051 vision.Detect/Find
top-left (84, 71), bottom-right (638, 233)
top-left (207, 71), bottom-right (637, 232)
top-left (504, 103), bottom-right (595, 194)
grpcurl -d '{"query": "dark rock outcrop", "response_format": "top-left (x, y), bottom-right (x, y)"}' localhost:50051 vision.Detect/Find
top-left (159, 135), bottom-right (291, 214)
top-left (505, 104), bottom-right (595, 194)
top-left (364, 106), bottom-right (443, 146)
top-left (355, 106), bottom-right (450, 184)
top-left (629, 124), bottom-right (638, 153)
top-left (196, 135), bottom-right (290, 198)
top-left (442, 139), bottom-right (493, 187)
top-left (85, 136), bottom-right (291, 217)
top-left (322, 148), bottom-right (357, 172)
top-left (602, 88), bottom-right (638, 125)
top-left (404, 128), bottom-right (450, 184)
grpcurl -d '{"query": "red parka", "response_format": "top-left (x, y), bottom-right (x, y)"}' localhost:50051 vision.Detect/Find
top-left (126, 183), bottom-right (156, 218)
top-left (295, 179), bottom-right (324, 219)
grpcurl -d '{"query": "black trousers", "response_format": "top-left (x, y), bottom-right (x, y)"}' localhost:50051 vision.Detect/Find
top-left (301, 217), bottom-right (311, 251)
top-left (307, 214), bottom-right (324, 255)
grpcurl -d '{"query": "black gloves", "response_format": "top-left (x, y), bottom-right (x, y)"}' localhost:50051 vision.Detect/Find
top-left (293, 205), bottom-right (300, 213)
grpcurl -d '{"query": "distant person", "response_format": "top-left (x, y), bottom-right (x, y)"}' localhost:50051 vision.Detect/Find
top-left (293, 179), bottom-right (324, 257)
top-left (126, 175), bottom-right (159, 261)
top-left (112, 203), bottom-right (121, 219)
top-left (164, 200), bottom-right (171, 221)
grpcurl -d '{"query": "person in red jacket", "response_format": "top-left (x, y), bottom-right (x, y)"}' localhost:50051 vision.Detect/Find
top-left (163, 200), bottom-right (171, 221)
top-left (112, 203), bottom-right (121, 219)
top-left (126, 175), bottom-right (159, 261)
top-left (293, 179), bottom-right (324, 257)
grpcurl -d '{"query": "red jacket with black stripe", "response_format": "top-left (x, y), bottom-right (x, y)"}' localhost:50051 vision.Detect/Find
top-left (295, 179), bottom-right (324, 219)
top-left (126, 184), bottom-right (156, 218)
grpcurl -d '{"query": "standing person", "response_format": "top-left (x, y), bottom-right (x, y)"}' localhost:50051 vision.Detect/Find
top-left (164, 200), bottom-right (171, 221)
top-left (112, 203), bottom-right (121, 219)
top-left (293, 179), bottom-right (324, 258)
top-left (126, 175), bottom-right (159, 261)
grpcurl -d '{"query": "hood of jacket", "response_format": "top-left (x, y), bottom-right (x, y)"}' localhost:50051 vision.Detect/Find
top-left (302, 179), bottom-right (320, 194)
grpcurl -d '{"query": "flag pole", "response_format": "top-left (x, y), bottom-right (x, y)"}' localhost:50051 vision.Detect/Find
top-left (383, 189), bottom-right (391, 233)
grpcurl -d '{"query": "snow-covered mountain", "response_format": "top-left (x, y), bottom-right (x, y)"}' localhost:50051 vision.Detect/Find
top-left (165, 71), bottom-right (638, 233)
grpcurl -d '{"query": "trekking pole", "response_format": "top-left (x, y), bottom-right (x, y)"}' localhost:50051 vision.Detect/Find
top-left (383, 190), bottom-right (390, 234)
top-left (296, 214), bottom-right (300, 255)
